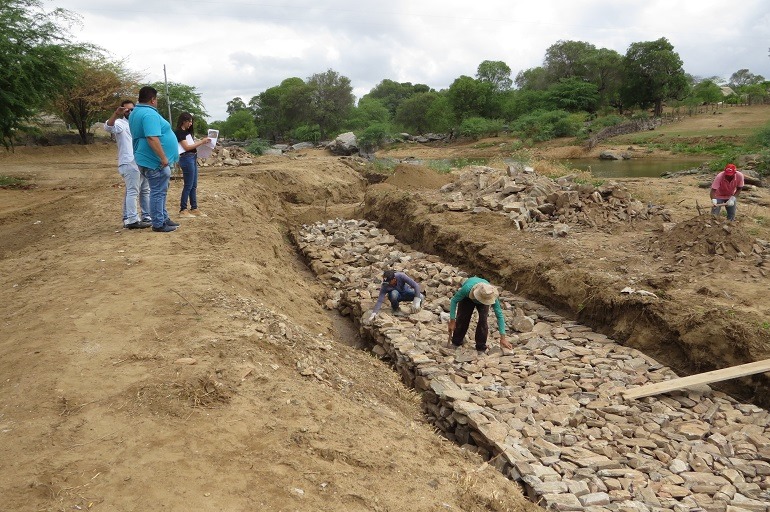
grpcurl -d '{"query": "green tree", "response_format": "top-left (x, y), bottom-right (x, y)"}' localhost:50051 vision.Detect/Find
top-left (729, 69), bottom-right (765, 88)
top-left (395, 91), bottom-right (440, 134)
top-left (226, 97), bottom-right (247, 115)
top-left (149, 81), bottom-right (208, 131)
top-left (218, 109), bottom-right (258, 140)
top-left (346, 97), bottom-right (390, 131)
top-left (447, 75), bottom-right (494, 121)
top-left (0, 0), bottom-right (87, 147)
top-left (250, 77), bottom-right (313, 141)
top-left (51, 52), bottom-right (139, 144)
top-left (543, 40), bottom-right (596, 81)
top-left (515, 67), bottom-right (549, 90)
top-left (361, 79), bottom-right (431, 116)
top-left (691, 79), bottom-right (723, 104)
top-left (476, 60), bottom-right (512, 92)
top-left (307, 69), bottom-right (354, 139)
top-left (622, 37), bottom-right (688, 117)
top-left (546, 78), bottom-right (600, 112)
top-left (424, 94), bottom-right (455, 133)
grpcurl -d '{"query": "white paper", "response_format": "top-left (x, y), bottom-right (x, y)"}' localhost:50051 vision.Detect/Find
top-left (178, 134), bottom-right (195, 155)
top-left (207, 129), bottom-right (219, 147)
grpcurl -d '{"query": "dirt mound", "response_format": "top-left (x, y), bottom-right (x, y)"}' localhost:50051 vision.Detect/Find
top-left (384, 163), bottom-right (453, 190)
top-left (658, 214), bottom-right (760, 260)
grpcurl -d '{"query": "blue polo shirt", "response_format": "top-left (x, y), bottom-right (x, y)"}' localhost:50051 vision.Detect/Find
top-left (128, 103), bottom-right (179, 169)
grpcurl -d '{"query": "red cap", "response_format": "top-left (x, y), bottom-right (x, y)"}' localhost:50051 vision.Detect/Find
top-left (724, 164), bottom-right (737, 176)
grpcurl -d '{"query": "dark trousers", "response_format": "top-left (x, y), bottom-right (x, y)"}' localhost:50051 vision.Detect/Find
top-left (452, 297), bottom-right (489, 350)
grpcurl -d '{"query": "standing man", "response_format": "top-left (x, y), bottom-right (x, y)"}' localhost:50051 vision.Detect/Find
top-left (448, 277), bottom-right (512, 353)
top-left (710, 163), bottom-right (745, 222)
top-left (104, 100), bottom-right (152, 229)
top-left (129, 86), bottom-right (180, 233)
top-left (368, 269), bottom-right (424, 321)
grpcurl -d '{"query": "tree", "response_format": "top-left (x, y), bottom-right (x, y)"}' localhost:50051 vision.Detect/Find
top-left (307, 69), bottom-right (354, 139)
top-left (543, 40), bottom-right (596, 81)
top-left (51, 52), bottom-right (139, 144)
top-left (546, 78), bottom-right (600, 112)
top-left (346, 97), bottom-right (390, 131)
top-left (395, 91), bottom-right (440, 134)
top-left (226, 97), bottom-right (247, 115)
top-left (149, 81), bottom-right (208, 131)
top-left (361, 79), bottom-right (431, 116)
top-left (447, 75), bottom-right (494, 121)
top-left (476, 60), bottom-right (512, 92)
top-left (622, 37), bottom-right (688, 117)
top-left (0, 0), bottom-right (87, 147)
top-left (729, 69), bottom-right (765, 88)
top-left (691, 80), bottom-right (723, 104)
top-left (218, 109), bottom-right (258, 140)
top-left (250, 77), bottom-right (313, 141)
top-left (514, 67), bottom-right (549, 91)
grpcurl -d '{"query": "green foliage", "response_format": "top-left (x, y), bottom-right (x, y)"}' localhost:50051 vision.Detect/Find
top-left (150, 81), bottom-right (208, 130)
top-left (218, 110), bottom-right (258, 140)
top-left (394, 91), bottom-right (440, 134)
top-left (424, 95), bottom-right (455, 133)
top-left (691, 80), bottom-right (723, 104)
top-left (346, 97), bottom-right (390, 131)
top-left (511, 110), bottom-right (579, 141)
top-left (546, 78), bottom-right (600, 112)
top-left (357, 123), bottom-right (391, 152)
top-left (307, 69), bottom-right (355, 139)
top-left (622, 37), bottom-right (689, 116)
top-left (292, 124), bottom-right (321, 143)
top-left (476, 60), bottom-right (512, 92)
top-left (458, 117), bottom-right (503, 140)
top-left (0, 0), bottom-right (89, 148)
top-left (0, 175), bottom-right (27, 188)
top-left (226, 97), bottom-right (247, 115)
top-left (447, 76), bottom-right (495, 121)
top-left (245, 139), bottom-right (270, 156)
top-left (361, 79), bottom-right (431, 116)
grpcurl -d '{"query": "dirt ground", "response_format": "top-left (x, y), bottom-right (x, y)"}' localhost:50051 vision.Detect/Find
top-left (1, 107), bottom-right (769, 511)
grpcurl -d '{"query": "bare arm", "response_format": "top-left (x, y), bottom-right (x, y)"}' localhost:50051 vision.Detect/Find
top-left (179, 137), bottom-right (211, 152)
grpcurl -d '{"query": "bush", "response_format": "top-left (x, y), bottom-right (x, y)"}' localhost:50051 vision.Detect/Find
top-left (357, 123), bottom-right (391, 152)
top-left (244, 139), bottom-right (270, 156)
top-left (510, 110), bottom-right (579, 142)
top-left (458, 117), bottom-right (504, 140)
top-left (292, 124), bottom-right (321, 143)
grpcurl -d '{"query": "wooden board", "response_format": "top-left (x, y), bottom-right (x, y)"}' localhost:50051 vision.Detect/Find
top-left (622, 358), bottom-right (770, 400)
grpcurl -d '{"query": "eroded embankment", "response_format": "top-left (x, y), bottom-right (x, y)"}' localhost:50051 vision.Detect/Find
top-left (361, 187), bottom-right (770, 408)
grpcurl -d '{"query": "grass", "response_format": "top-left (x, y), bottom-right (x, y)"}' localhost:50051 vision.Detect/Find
top-left (0, 175), bottom-right (28, 189)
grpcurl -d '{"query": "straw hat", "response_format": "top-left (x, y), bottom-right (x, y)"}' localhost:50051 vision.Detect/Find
top-left (470, 283), bottom-right (498, 305)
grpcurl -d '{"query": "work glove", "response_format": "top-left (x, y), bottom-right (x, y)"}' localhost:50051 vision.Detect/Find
top-left (368, 313), bottom-right (376, 322)
top-left (727, 196), bottom-right (736, 207)
top-left (711, 198), bottom-right (718, 206)
top-left (410, 296), bottom-right (422, 313)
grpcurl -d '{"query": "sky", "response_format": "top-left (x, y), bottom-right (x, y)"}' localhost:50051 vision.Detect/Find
top-left (47, 0), bottom-right (770, 122)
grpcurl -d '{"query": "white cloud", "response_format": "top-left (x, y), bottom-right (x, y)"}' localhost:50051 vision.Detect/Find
top-left (47, 0), bottom-right (770, 120)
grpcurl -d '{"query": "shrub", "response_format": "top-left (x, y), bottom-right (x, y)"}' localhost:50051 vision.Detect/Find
top-left (458, 117), bottom-right (504, 140)
top-left (244, 139), bottom-right (270, 156)
top-left (357, 123), bottom-right (391, 152)
top-left (510, 110), bottom-right (579, 142)
top-left (292, 124), bottom-right (321, 143)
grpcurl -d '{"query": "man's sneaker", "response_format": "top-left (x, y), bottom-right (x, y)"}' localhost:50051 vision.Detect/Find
top-left (152, 225), bottom-right (177, 232)
top-left (165, 219), bottom-right (180, 227)
top-left (189, 209), bottom-right (205, 216)
top-left (179, 210), bottom-right (196, 218)
top-left (125, 221), bottom-right (152, 229)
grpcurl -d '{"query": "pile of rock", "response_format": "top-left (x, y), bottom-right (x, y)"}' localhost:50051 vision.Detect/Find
top-left (199, 145), bottom-right (254, 167)
top-left (295, 218), bottom-right (770, 512)
top-left (439, 164), bottom-right (672, 233)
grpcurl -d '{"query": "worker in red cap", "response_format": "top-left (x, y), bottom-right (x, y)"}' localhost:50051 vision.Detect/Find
top-left (710, 163), bottom-right (744, 221)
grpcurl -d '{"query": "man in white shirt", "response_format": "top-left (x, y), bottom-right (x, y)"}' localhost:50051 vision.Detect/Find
top-left (104, 100), bottom-right (151, 229)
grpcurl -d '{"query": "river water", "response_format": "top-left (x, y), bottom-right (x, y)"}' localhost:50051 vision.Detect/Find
top-left (563, 158), bottom-right (706, 178)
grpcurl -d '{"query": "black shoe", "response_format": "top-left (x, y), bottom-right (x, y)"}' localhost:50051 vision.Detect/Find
top-left (476, 346), bottom-right (488, 354)
top-left (165, 219), bottom-right (180, 227)
top-left (152, 225), bottom-right (177, 232)
top-left (126, 221), bottom-right (152, 229)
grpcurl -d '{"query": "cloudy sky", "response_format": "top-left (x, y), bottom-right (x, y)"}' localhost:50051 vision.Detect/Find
top-left (48, 0), bottom-right (770, 121)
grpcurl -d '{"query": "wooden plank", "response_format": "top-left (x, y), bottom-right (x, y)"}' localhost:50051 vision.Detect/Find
top-left (622, 358), bottom-right (770, 400)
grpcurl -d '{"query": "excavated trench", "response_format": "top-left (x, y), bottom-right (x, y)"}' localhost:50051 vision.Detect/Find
top-left (358, 186), bottom-right (770, 409)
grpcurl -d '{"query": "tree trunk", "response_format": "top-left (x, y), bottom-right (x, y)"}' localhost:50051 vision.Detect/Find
top-left (654, 99), bottom-right (663, 117)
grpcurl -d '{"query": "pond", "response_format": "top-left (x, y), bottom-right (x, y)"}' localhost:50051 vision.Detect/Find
top-left (561, 158), bottom-right (706, 178)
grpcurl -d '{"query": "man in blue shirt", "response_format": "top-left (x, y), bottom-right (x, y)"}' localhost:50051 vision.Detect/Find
top-left (368, 270), bottom-right (424, 321)
top-left (129, 86), bottom-right (180, 232)
top-left (448, 277), bottom-right (512, 353)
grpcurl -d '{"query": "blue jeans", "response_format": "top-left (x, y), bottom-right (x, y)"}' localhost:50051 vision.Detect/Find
top-left (119, 162), bottom-right (151, 224)
top-left (388, 288), bottom-right (417, 311)
top-left (141, 164), bottom-right (172, 228)
top-left (711, 198), bottom-right (737, 221)
top-left (179, 153), bottom-right (198, 211)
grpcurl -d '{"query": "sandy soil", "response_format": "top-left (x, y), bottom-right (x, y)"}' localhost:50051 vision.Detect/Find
top-left (0, 144), bottom-right (541, 512)
top-left (1, 107), bottom-right (769, 511)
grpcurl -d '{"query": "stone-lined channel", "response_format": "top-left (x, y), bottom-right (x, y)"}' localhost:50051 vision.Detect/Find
top-left (294, 218), bottom-right (770, 512)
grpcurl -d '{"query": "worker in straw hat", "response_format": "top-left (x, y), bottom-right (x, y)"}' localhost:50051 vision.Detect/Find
top-left (710, 163), bottom-right (744, 221)
top-left (448, 277), bottom-right (512, 353)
